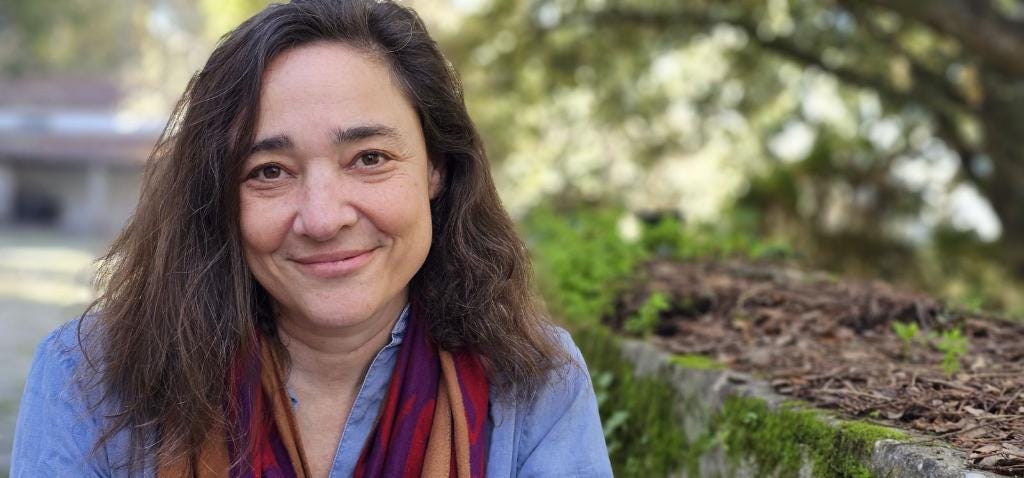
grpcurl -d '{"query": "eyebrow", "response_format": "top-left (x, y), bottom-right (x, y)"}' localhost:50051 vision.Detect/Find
top-left (248, 124), bottom-right (404, 156)
top-left (332, 124), bottom-right (403, 144)
top-left (249, 135), bottom-right (293, 155)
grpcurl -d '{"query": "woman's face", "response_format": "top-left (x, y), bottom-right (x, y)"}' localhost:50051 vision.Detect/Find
top-left (239, 41), bottom-right (441, 333)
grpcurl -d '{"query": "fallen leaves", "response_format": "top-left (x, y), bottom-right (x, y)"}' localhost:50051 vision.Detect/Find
top-left (609, 259), bottom-right (1024, 476)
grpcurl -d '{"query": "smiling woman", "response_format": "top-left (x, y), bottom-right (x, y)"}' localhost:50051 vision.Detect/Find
top-left (9, 1), bottom-right (611, 477)
top-left (240, 44), bottom-right (439, 339)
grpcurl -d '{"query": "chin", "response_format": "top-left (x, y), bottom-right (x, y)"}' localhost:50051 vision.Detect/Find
top-left (302, 306), bottom-right (372, 329)
top-left (297, 296), bottom-right (392, 328)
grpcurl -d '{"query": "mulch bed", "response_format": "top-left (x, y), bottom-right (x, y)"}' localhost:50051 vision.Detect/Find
top-left (606, 259), bottom-right (1024, 476)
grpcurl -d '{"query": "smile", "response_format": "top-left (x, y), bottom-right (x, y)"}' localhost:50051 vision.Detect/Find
top-left (291, 248), bottom-right (377, 278)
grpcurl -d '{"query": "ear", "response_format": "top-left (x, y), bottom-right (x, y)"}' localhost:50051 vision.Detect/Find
top-left (428, 159), bottom-right (445, 200)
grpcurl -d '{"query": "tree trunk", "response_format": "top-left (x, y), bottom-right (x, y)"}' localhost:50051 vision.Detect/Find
top-left (978, 74), bottom-right (1024, 277)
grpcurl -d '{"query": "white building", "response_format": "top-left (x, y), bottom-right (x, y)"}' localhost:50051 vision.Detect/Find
top-left (0, 76), bottom-right (162, 236)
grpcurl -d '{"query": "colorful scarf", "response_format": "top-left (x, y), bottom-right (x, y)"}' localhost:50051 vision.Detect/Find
top-left (157, 306), bottom-right (489, 477)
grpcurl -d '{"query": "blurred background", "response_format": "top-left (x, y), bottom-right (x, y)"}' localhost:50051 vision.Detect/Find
top-left (1, 0), bottom-right (1022, 474)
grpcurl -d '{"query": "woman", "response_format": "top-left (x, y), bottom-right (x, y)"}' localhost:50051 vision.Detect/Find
top-left (10, 0), bottom-right (611, 476)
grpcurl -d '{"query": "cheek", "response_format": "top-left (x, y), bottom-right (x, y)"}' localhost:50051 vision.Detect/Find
top-left (239, 195), bottom-right (292, 254)
top-left (364, 183), bottom-right (432, 243)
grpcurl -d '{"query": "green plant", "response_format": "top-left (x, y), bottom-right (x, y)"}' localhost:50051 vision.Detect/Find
top-left (639, 208), bottom-right (793, 262)
top-left (639, 214), bottom-right (685, 257)
top-left (960, 295), bottom-right (985, 314)
top-left (591, 370), bottom-right (630, 455)
top-left (624, 292), bottom-right (670, 336)
top-left (891, 321), bottom-right (920, 356)
top-left (935, 327), bottom-right (969, 376)
top-left (524, 206), bottom-right (647, 327)
top-left (575, 327), bottom-right (688, 476)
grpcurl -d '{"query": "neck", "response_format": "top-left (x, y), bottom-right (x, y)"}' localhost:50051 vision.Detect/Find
top-left (275, 301), bottom-right (406, 396)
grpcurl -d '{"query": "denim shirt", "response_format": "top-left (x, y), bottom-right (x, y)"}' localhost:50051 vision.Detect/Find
top-left (11, 307), bottom-right (612, 477)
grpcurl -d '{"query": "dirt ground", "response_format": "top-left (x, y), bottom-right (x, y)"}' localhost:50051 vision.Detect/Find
top-left (608, 259), bottom-right (1024, 477)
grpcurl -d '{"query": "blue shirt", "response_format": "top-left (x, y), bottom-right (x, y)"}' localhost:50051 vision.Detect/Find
top-left (10, 307), bottom-right (612, 477)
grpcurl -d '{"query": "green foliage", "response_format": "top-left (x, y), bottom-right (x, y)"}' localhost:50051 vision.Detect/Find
top-left (708, 396), bottom-right (906, 477)
top-left (523, 204), bottom-right (791, 331)
top-left (198, 0), bottom-right (268, 39)
top-left (891, 321), bottom-right (920, 356)
top-left (526, 204), bottom-right (913, 474)
top-left (575, 327), bottom-right (688, 477)
top-left (638, 216), bottom-right (686, 257)
top-left (448, 0), bottom-right (1024, 321)
top-left (640, 209), bottom-right (793, 261)
top-left (624, 292), bottom-right (670, 336)
top-left (917, 227), bottom-right (1024, 320)
top-left (592, 370), bottom-right (631, 455)
top-left (1, 0), bottom-right (143, 74)
top-left (523, 206), bottom-right (647, 326)
top-left (523, 207), bottom-right (702, 474)
top-left (934, 328), bottom-right (969, 376)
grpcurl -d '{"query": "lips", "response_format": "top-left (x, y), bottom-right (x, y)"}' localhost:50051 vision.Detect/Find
top-left (291, 248), bottom-right (377, 278)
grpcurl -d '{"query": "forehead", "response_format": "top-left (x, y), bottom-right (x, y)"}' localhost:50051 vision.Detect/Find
top-left (254, 41), bottom-right (418, 141)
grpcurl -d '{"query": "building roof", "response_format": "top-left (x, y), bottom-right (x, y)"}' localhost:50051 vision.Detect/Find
top-left (0, 74), bottom-right (164, 166)
top-left (0, 75), bottom-right (123, 110)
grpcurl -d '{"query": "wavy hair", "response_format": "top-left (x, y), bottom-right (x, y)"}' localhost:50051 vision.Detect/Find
top-left (83, 0), bottom-right (567, 469)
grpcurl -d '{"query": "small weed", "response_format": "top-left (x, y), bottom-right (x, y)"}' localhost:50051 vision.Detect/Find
top-left (624, 292), bottom-right (670, 336)
top-left (935, 328), bottom-right (968, 376)
top-left (961, 295), bottom-right (985, 314)
top-left (891, 321), bottom-right (920, 356)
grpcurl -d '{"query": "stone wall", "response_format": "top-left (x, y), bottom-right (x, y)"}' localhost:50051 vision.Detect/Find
top-left (582, 328), bottom-right (998, 477)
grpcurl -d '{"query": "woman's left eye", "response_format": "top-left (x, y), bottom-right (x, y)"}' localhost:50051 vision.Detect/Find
top-left (355, 151), bottom-right (389, 168)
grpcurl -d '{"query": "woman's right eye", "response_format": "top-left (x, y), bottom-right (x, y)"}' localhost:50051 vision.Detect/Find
top-left (249, 164), bottom-right (284, 180)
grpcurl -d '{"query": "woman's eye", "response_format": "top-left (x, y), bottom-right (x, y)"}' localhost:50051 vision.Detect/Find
top-left (356, 152), bottom-right (388, 168)
top-left (249, 164), bottom-right (284, 180)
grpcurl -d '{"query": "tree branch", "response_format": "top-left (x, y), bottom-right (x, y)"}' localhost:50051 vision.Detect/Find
top-left (849, 0), bottom-right (1024, 77)
top-left (588, 5), bottom-right (994, 198)
top-left (838, 1), bottom-right (974, 110)
top-left (591, 7), bottom-right (967, 119)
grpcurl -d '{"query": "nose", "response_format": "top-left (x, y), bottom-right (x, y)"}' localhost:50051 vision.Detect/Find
top-left (292, 167), bottom-right (358, 241)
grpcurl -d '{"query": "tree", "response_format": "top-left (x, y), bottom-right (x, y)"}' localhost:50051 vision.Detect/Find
top-left (0, 0), bottom-right (269, 116)
top-left (446, 0), bottom-right (1024, 278)
top-left (0, 0), bottom-right (139, 74)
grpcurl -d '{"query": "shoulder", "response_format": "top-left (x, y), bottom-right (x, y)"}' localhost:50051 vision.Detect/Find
top-left (11, 315), bottom-right (117, 476)
top-left (26, 316), bottom-right (97, 387)
top-left (540, 327), bottom-right (590, 397)
top-left (511, 326), bottom-right (613, 476)
top-left (19, 313), bottom-right (106, 414)
top-left (522, 326), bottom-right (592, 420)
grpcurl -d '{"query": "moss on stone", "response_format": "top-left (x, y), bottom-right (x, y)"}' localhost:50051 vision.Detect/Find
top-left (571, 326), bottom-right (907, 477)
top-left (707, 396), bottom-right (906, 478)
top-left (574, 327), bottom-right (689, 477)
top-left (669, 353), bottom-right (725, 370)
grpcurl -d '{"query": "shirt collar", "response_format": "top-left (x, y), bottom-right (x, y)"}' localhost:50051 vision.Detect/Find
top-left (386, 302), bottom-right (410, 347)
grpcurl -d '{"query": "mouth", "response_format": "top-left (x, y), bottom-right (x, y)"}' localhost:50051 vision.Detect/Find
top-left (291, 248), bottom-right (377, 278)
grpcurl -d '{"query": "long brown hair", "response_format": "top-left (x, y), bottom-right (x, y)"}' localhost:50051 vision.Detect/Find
top-left (82, 0), bottom-right (567, 469)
